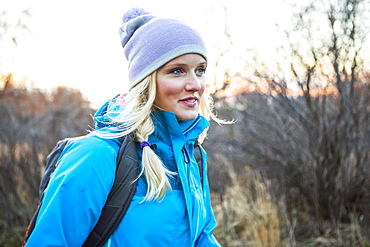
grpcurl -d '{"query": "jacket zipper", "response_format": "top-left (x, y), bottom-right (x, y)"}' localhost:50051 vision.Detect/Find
top-left (182, 147), bottom-right (190, 163)
top-left (182, 147), bottom-right (197, 195)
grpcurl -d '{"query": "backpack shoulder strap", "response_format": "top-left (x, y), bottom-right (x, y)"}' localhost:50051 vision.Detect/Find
top-left (83, 134), bottom-right (139, 247)
top-left (22, 138), bottom-right (72, 247)
top-left (38, 139), bottom-right (71, 197)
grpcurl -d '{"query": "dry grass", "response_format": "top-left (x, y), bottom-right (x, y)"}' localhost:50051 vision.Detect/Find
top-left (210, 158), bottom-right (370, 247)
top-left (299, 217), bottom-right (370, 247)
top-left (212, 156), bottom-right (286, 247)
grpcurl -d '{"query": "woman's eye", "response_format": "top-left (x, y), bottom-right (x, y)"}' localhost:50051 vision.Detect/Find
top-left (170, 68), bottom-right (183, 75)
top-left (196, 67), bottom-right (206, 76)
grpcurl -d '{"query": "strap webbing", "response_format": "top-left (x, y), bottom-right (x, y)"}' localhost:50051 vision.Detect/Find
top-left (82, 134), bottom-right (139, 246)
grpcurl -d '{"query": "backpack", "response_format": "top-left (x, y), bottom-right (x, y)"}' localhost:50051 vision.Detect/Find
top-left (23, 134), bottom-right (203, 247)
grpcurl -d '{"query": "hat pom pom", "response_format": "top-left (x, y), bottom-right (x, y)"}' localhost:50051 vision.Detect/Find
top-left (123, 8), bottom-right (150, 23)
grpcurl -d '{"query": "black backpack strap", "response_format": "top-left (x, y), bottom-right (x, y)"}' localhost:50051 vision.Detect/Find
top-left (39, 139), bottom-right (72, 198)
top-left (83, 134), bottom-right (139, 247)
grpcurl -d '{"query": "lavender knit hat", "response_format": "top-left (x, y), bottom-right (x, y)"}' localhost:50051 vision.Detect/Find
top-left (119, 8), bottom-right (207, 89)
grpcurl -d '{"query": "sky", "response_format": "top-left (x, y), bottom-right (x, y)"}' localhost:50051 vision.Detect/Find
top-left (2, 0), bottom-right (291, 108)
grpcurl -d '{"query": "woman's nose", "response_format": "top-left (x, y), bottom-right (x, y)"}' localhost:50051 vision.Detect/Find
top-left (185, 73), bottom-right (202, 91)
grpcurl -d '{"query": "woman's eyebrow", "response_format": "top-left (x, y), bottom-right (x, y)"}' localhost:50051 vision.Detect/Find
top-left (167, 63), bottom-right (187, 67)
top-left (165, 61), bottom-right (207, 67)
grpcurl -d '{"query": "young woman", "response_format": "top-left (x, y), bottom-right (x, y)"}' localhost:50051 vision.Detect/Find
top-left (25, 8), bottom-right (225, 246)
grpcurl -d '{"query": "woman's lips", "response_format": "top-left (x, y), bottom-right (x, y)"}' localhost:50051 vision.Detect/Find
top-left (180, 97), bottom-right (198, 107)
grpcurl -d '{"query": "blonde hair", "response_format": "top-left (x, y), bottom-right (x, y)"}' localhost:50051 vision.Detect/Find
top-left (95, 71), bottom-right (226, 201)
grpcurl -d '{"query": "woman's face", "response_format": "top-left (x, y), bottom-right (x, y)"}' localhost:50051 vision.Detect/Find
top-left (155, 54), bottom-right (206, 121)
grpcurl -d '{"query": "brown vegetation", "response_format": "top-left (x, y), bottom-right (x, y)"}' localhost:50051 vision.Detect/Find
top-left (1, 69), bottom-right (370, 246)
top-left (0, 73), bottom-right (94, 245)
top-left (204, 0), bottom-right (370, 244)
top-left (205, 81), bottom-right (370, 246)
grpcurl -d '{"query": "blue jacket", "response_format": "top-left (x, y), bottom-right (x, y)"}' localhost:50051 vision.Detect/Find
top-left (26, 99), bottom-right (220, 247)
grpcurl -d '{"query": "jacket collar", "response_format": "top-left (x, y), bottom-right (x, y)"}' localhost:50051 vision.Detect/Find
top-left (150, 111), bottom-right (209, 147)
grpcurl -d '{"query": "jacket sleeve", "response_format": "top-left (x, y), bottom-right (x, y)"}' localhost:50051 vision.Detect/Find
top-left (25, 135), bottom-right (120, 247)
top-left (196, 149), bottom-right (221, 247)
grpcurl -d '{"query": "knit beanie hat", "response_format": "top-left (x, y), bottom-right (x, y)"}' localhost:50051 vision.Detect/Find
top-left (119, 8), bottom-right (207, 89)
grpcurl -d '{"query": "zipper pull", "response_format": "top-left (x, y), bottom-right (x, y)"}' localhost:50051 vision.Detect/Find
top-left (182, 147), bottom-right (189, 163)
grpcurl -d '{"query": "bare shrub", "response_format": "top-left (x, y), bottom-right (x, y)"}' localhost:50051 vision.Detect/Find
top-left (206, 0), bottom-right (370, 244)
top-left (0, 73), bottom-right (94, 245)
top-left (206, 84), bottom-right (370, 245)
